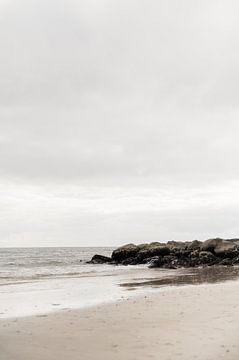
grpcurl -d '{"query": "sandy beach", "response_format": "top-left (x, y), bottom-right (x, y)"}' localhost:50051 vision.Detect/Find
top-left (1, 279), bottom-right (239, 360)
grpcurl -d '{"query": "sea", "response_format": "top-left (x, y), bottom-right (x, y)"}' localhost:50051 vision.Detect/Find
top-left (0, 247), bottom-right (115, 286)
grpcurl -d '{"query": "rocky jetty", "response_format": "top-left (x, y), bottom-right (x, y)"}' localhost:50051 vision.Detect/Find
top-left (89, 238), bottom-right (239, 269)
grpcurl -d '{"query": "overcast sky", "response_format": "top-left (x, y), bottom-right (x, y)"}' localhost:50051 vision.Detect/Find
top-left (1, 0), bottom-right (239, 247)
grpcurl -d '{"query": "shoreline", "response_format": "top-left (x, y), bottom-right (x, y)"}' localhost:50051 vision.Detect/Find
top-left (1, 280), bottom-right (239, 360)
top-left (1, 265), bottom-right (239, 319)
top-left (1, 265), bottom-right (239, 320)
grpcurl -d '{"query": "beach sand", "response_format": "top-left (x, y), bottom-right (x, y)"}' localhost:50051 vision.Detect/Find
top-left (1, 279), bottom-right (239, 360)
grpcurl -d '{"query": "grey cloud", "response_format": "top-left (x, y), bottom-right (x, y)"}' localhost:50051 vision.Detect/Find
top-left (1, 0), bottom-right (239, 108)
top-left (0, 109), bottom-right (239, 185)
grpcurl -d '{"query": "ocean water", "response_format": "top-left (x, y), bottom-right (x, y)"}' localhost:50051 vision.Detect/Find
top-left (0, 247), bottom-right (115, 286)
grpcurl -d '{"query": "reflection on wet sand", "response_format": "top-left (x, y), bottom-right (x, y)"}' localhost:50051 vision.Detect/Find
top-left (120, 265), bottom-right (239, 290)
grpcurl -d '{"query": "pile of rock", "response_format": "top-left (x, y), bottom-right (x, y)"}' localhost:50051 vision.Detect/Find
top-left (89, 238), bottom-right (239, 269)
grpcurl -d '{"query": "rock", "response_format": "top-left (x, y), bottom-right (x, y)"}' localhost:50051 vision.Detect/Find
top-left (214, 241), bottom-right (239, 258)
top-left (148, 256), bottom-right (163, 268)
top-left (188, 250), bottom-right (200, 267)
top-left (162, 255), bottom-right (179, 269)
top-left (167, 241), bottom-right (187, 251)
top-left (201, 238), bottom-right (223, 253)
top-left (141, 257), bottom-right (157, 264)
top-left (121, 257), bottom-right (137, 265)
top-left (148, 242), bottom-right (163, 248)
top-left (232, 256), bottom-right (239, 264)
top-left (131, 244), bottom-right (170, 264)
top-left (111, 243), bottom-right (140, 262)
top-left (149, 255), bottom-right (179, 269)
top-left (90, 237), bottom-right (239, 269)
top-left (88, 254), bottom-right (112, 264)
top-left (187, 240), bottom-right (202, 251)
top-left (137, 243), bottom-right (149, 251)
top-left (219, 258), bottom-right (233, 266)
top-left (148, 245), bottom-right (171, 257)
top-left (136, 249), bottom-right (152, 263)
top-left (198, 251), bottom-right (217, 265)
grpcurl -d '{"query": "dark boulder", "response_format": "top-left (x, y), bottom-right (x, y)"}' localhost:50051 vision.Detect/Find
top-left (214, 241), bottom-right (239, 258)
top-left (188, 250), bottom-right (201, 267)
top-left (148, 256), bottom-right (163, 268)
top-left (88, 254), bottom-right (112, 264)
top-left (219, 258), bottom-right (233, 266)
top-left (135, 244), bottom-right (170, 264)
top-left (201, 238), bottom-right (223, 253)
top-left (136, 249), bottom-right (152, 263)
top-left (121, 257), bottom-right (138, 265)
top-left (149, 255), bottom-right (178, 269)
top-left (198, 251), bottom-right (217, 265)
top-left (187, 240), bottom-right (202, 251)
top-left (162, 255), bottom-right (179, 269)
top-left (232, 256), bottom-right (239, 264)
top-left (137, 243), bottom-right (149, 251)
top-left (111, 243), bottom-right (140, 262)
top-left (141, 256), bottom-right (158, 264)
top-left (149, 245), bottom-right (171, 257)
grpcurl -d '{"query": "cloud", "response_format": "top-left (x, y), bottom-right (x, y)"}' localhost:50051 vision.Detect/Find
top-left (1, 180), bottom-right (239, 247)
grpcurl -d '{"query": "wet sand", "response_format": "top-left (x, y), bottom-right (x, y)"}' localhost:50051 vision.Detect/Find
top-left (120, 265), bottom-right (239, 289)
top-left (1, 272), bottom-right (239, 360)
